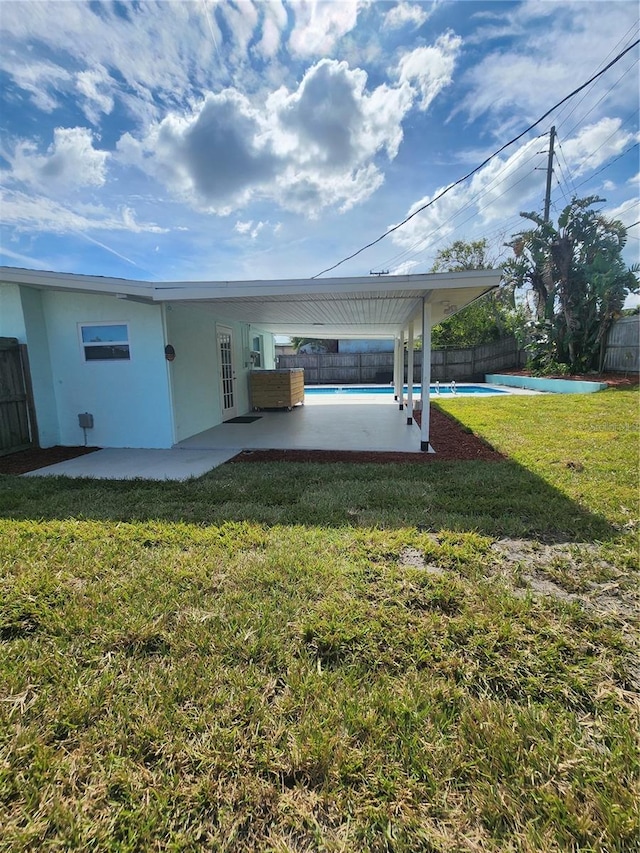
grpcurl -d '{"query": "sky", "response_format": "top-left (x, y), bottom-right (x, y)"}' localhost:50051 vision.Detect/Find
top-left (1, 0), bottom-right (638, 292)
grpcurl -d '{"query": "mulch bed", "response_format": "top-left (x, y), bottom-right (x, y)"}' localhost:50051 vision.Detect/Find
top-left (0, 408), bottom-right (502, 474)
top-left (229, 407), bottom-right (504, 465)
top-left (0, 446), bottom-right (100, 476)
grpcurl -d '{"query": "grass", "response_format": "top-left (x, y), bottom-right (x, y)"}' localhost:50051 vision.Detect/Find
top-left (1, 388), bottom-right (638, 851)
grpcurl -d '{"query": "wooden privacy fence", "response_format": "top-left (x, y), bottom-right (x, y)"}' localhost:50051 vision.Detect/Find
top-left (0, 337), bottom-right (37, 455)
top-left (277, 337), bottom-right (524, 384)
top-left (603, 315), bottom-right (639, 374)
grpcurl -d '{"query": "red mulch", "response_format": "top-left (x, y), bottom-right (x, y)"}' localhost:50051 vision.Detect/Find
top-left (229, 407), bottom-right (504, 465)
top-left (0, 445), bottom-right (100, 476)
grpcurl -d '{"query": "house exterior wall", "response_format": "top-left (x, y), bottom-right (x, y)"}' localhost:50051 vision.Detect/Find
top-left (42, 291), bottom-right (173, 448)
top-left (2, 279), bottom-right (279, 448)
top-left (19, 287), bottom-right (59, 447)
top-left (165, 307), bottom-right (276, 442)
top-left (0, 284), bottom-right (26, 339)
top-left (165, 304), bottom-right (221, 443)
top-left (0, 284), bottom-right (60, 446)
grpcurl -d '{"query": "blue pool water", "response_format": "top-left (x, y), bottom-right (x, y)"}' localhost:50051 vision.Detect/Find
top-left (305, 384), bottom-right (505, 396)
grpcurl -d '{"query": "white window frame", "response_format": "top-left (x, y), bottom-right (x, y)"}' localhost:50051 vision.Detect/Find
top-left (78, 322), bottom-right (131, 362)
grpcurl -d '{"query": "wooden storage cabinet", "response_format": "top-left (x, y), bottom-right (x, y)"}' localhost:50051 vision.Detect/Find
top-left (250, 369), bottom-right (304, 410)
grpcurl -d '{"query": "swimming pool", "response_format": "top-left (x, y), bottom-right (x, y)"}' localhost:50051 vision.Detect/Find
top-left (305, 384), bottom-right (507, 396)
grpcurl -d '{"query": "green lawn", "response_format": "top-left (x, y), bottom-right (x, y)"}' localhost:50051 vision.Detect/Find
top-left (1, 388), bottom-right (638, 852)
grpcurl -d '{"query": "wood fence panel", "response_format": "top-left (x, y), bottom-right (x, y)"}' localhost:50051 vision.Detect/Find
top-left (0, 337), bottom-right (34, 455)
top-left (604, 316), bottom-right (639, 373)
top-left (276, 337), bottom-right (524, 384)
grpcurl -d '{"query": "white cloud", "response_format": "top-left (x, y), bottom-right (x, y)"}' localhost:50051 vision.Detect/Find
top-left (254, 0), bottom-right (288, 59)
top-left (561, 118), bottom-right (635, 176)
top-left (217, 0), bottom-right (260, 63)
top-left (3, 59), bottom-right (72, 112)
top-left (458, 1), bottom-right (639, 131)
top-left (0, 188), bottom-right (168, 235)
top-left (398, 32), bottom-right (462, 111)
top-left (117, 89), bottom-right (279, 214)
top-left (387, 135), bottom-right (550, 259)
top-left (7, 127), bottom-right (109, 192)
top-left (234, 219), bottom-right (268, 239)
top-left (76, 66), bottom-right (115, 124)
top-left (385, 2), bottom-right (432, 30)
top-left (288, 0), bottom-right (361, 57)
top-left (390, 259), bottom-right (421, 275)
top-left (0, 1), bottom-right (231, 125)
top-left (118, 59), bottom-right (415, 216)
top-left (388, 115), bottom-right (639, 267)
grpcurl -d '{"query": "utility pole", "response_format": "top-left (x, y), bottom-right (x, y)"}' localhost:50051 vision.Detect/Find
top-left (543, 125), bottom-right (556, 223)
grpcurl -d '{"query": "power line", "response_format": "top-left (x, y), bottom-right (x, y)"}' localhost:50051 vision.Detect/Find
top-left (384, 164), bottom-right (543, 272)
top-left (571, 139), bottom-right (639, 192)
top-left (553, 20), bottom-right (640, 129)
top-left (561, 58), bottom-right (639, 140)
top-left (312, 37), bottom-right (640, 278)
top-left (375, 141), bottom-right (546, 271)
top-left (556, 23), bottom-right (638, 136)
top-left (555, 139), bottom-right (580, 197)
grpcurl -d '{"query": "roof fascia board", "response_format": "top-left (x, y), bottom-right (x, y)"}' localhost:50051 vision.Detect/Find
top-left (0, 266), bottom-right (502, 304)
top-left (0, 266), bottom-right (152, 299)
top-left (152, 269), bottom-right (502, 302)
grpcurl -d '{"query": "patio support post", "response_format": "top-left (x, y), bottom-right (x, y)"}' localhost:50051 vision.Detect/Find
top-left (393, 337), bottom-right (401, 401)
top-left (398, 334), bottom-right (404, 410)
top-left (406, 321), bottom-right (414, 425)
top-left (420, 297), bottom-right (432, 452)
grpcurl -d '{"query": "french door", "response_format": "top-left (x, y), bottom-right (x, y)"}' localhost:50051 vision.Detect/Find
top-left (217, 326), bottom-right (237, 421)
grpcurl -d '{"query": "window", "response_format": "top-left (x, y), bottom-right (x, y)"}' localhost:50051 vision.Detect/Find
top-left (80, 323), bottom-right (130, 361)
top-left (251, 335), bottom-right (263, 368)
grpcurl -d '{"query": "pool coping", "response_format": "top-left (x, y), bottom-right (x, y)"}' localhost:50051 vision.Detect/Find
top-left (485, 374), bottom-right (608, 394)
top-left (303, 383), bottom-right (537, 397)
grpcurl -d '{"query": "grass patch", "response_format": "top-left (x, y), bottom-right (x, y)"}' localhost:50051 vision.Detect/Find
top-left (1, 389), bottom-right (638, 851)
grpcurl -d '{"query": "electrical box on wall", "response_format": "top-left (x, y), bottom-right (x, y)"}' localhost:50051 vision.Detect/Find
top-left (78, 412), bottom-right (94, 429)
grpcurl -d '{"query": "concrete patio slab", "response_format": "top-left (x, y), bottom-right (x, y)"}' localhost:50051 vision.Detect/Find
top-left (178, 398), bottom-right (423, 453)
top-left (23, 448), bottom-right (239, 481)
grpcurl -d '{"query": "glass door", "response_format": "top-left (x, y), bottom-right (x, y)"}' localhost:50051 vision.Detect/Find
top-left (217, 326), bottom-right (237, 421)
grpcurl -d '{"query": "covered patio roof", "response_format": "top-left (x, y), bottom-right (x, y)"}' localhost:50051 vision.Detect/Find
top-left (1, 267), bottom-right (502, 338)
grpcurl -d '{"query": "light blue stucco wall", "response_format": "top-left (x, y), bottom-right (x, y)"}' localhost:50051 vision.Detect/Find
top-left (2, 283), bottom-right (279, 448)
top-left (43, 291), bottom-right (174, 448)
top-left (165, 307), bottom-right (273, 442)
top-left (0, 283), bottom-right (26, 339)
top-left (166, 305), bottom-right (220, 443)
top-left (252, 326), bottom-right (276, 369)
top-left (0, 284), bottom-right (60, 446)
top-left (20, 287), bottom-right (59, 446)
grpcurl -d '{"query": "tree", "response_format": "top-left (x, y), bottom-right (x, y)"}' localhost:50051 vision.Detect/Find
top-left (290, 337), bottom-right (338, 353)
top-left (431, 239), bottom-right (491, 273)
top-left (506, 196), bottom-right (639, 373)
top-left (430, 239), bottom-right (523, 348)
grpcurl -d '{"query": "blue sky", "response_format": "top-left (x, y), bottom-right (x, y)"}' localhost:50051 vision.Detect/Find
top-left (1, 0), bottom-right (638, 289)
